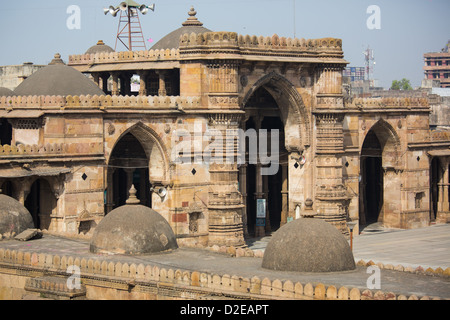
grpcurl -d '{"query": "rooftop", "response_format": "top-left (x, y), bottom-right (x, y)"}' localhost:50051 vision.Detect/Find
top-left (14, 54), bottom-right (105, 97)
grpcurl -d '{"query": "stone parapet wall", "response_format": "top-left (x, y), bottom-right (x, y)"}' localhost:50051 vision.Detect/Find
top-left (431, 130), bottom-right (450, 141)
top-left (180, 32), bottom-right (343, 53)
top-left (0, 95), bottom-right (201, 109)
top-left (0, 142), bottom-right (103, 158)
top-left (68, 49), bottom-right (180, 66)
top-left (179, 32), bottom-right (345, 63)
top-left (0, 248), bottom-right (445, 300)
top-left (356, 259), bottom-right (450, 278)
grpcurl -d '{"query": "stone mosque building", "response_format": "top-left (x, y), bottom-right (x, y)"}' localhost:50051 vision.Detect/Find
top-left (0, 7), bottom-right (449, 248)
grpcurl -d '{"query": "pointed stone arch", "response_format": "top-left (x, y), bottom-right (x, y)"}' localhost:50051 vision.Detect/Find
top-left (24, 177), bottom-right (57, 230)
top-left (105, 122), bottom-right (170, 212)
top-left (108, 122), bottom-right (170, 183)
top-left (242, 72), bottom-right (311, 151)
top-left (364, 119), bottom-right (403, 169)
top-left (360, 118), bottom-right (403, 228)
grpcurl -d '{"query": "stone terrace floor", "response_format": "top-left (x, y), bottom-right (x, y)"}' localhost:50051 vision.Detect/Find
top-left (0, 223), bottom-right (449, 299)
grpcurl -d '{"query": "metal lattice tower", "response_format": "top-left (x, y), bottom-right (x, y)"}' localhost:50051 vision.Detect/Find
top-left (363, 46), bottom-right (375, 82)
top-left (104, 1), bottom-right (155, 52)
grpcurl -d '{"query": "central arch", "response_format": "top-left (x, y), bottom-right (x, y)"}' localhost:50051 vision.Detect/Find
top-left (240, 73), bottom-right (309, 237)
top-left (242, 72), bottom-right (311, 150)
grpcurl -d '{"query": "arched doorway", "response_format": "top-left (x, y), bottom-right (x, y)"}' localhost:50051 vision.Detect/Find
top-left (359, 120), bottom-right (401, 228)
top-left (24, 179), bottom-right (56, 230)
top-left (242, 86), bottom-right (288, 236)
top-left (360, 130), bottom-right (383, 226)
top-left (240, 72), bottom-right (309, 238)
top-left (107, 132), bottom-right (151, 211)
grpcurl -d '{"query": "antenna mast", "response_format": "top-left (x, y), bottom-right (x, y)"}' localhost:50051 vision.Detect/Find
top-left (363, 46), bottom-right (375, 84)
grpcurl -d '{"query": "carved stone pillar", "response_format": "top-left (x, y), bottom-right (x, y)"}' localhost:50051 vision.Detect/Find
top-left (157, 70), bottom-right (167, 96)
top-left (313, 64), bottom-right (350, 235)
top-left (138, 71), bottom-right (148, 96)
top-left (106, 168), bottom-right (115, 214)
top-left (314, 113), bottom-right (349, 236)
top-left (437, 157), bottom-right (450, 223)
top-left (207, 113), bottom-right (245, 247)
top-left (92, 73), bottom-right (100, 88)
top-left (10, 179), bottom-right (26, 205)
top-left (111, 72), bottom-right (119, 96)
top-left (239, 163), bottom-right (249, 237)
top-left (100, 73), bottom-right (109, 93)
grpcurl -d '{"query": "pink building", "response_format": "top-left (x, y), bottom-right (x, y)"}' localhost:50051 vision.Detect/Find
top-left (424, 41), bottom-right (450, 88)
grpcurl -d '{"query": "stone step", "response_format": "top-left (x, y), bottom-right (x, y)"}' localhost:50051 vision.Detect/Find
top-left (24, 276), bottom-right (86, 300)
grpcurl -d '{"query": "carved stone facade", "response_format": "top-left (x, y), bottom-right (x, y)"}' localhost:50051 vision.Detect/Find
top-left (0, 8), bottom-right (449, 246)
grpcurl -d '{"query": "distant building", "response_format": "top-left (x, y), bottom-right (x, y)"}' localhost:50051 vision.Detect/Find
top-left (343, 67), bottom-right (365, 82)
top-left (0, 62), bottom-right (46, 91)
top-left (423, 40), bottom-right (450, 88)
top-left (343, 67), bottom-right (383, 96)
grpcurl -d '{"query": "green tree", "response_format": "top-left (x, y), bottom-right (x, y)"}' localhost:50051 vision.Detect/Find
top-left (390, 78), bottom-right (412, 90)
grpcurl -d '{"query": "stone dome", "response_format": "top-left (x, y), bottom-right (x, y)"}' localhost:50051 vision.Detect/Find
top-left (14, 54), bottom-right (105, 97)
top-left (262, 215), bottom-right (356, 273)
top-left (151, 6), bottom-right (211, 50)
top-left (86, 40), bottom-right (115, 55)
top-left (0, 194), bottom-right (34, 240)
top-left (90, 186), bottom-right (178, 255)
top-left (0, 87), bottom-right (15, 97)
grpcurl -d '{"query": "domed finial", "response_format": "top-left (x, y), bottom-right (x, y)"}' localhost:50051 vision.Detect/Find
top-left (188, 6), bottom-right (196, 17)
top-left (126, 185), bottom-right (140, 205)
top-left (182, 6), bottom-right (203, 26)
top-left (301, 198), bottom-right (316, 218)
top-left (96, 40), bottom-right (105, 46)
top-left (48, 53), bottom-right (65, 65)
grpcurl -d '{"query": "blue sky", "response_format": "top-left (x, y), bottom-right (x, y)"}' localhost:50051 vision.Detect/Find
top-left (1, 0), bottom-right (449, 88)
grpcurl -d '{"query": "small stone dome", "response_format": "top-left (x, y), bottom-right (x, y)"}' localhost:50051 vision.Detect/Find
top-left (14, 54), bottom-right (105, 97)
top-left (86, 40), bottom-right (115, 55)
top-left (0, 87), bottom-right (15, 97)
top-left (262, 214), bottom-right (356, 273)
top-left (151, 6), bottom-right (211, 50)
top-left (90, 186), bottom-right (178, 255)
top-left (0, 194), bottom-right (34, 240)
